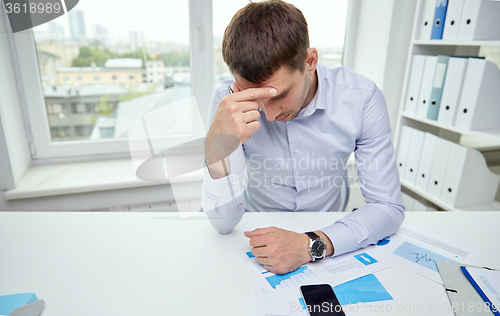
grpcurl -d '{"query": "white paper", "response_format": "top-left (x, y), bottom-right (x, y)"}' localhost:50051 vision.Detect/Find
top-left (366, 225), bottom-right (482, 284)
top-left (249, 279), bottom-right (364, 316)
top-left (238, 248), bottom-right (390, 304)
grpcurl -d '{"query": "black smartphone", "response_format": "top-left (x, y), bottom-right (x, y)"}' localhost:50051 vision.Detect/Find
top-left (300, 284), bottom-right (346, 316)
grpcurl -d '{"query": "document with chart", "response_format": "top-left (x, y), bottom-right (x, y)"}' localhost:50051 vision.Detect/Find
top-left (249, 273), bottom-right (400, 316)
top-left (366, 225), bottom-right (482, 284)
top-left (238, 248), bottom-right (390, 304)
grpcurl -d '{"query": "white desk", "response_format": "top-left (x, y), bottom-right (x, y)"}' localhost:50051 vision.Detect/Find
top-left (0, 211), bottom-right (498, 315)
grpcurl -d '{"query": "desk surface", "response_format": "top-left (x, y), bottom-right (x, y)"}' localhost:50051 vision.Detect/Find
top-left (0, 211), bottom-right (498, 316)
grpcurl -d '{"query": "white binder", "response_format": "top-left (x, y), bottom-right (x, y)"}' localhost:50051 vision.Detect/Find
top-left (397, 126), bottom-right (413, 179)
top-left (403, 129), bottom-right (425, 185)
top-left (426, 137), bottom-right (453, 198)
top-left (418, 0), bottom-right (438, 40)
top-left (437, 57), bottom-right (468, 125)
top-left (440, 143), bottom-right (500, 207)
top-left (415, 132), bottom-right (438, 192)
top-left (416, 56), bottom-right (438, 117)
top-left (442, 0), bottom-right (465, 40)
top-left (458, 0), bottom-right (500, 40)
top-left (454, 58), bottom-right (500, 130)
top-left (405, 55), bottom-right (426, 114)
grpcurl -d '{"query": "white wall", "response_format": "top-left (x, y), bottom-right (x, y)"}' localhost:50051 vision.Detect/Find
top-left (344, 0), bottom-right (416, 133)
top-left (0, 182), bottom-right (202, 212)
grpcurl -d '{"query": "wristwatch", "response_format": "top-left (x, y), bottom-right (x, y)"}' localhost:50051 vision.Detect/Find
top-left (305, 231), bottom-right (326, 262)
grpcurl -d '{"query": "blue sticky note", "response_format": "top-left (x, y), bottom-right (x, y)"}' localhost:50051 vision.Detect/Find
top-left (354, 253), bottom-right (378, 266)
top-left (333, 274), bottom-right (393, 305)
top-left (0, 293), bottom-right (38, 315)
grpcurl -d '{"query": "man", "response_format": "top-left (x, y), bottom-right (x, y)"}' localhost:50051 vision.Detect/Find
top-left (202, 0), bottom-right (404, 275)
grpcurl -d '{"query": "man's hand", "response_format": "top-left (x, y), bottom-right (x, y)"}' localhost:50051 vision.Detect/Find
top-left (244, 227), bottom-right (334, 275)
top-left (205, 84), bottom-right (277, 179)
top-left (208, 84), bottom-right (277, 144)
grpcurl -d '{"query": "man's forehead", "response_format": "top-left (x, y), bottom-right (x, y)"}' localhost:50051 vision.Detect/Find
top-left (234, 67), bottom-right (298, 90)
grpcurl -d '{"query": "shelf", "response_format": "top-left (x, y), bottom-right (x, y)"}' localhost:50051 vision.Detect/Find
top-left (400, 180), bottom-right (500, 212)
top-left (413, 39), bottom-right (500, 47)
top-left (401, 112), bottom-right (500, 146)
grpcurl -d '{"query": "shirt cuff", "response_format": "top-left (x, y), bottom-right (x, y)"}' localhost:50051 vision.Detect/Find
top-left (202, 145), bottom-right (246, 211)
top-left (320, 222), bottom-right (361, 257)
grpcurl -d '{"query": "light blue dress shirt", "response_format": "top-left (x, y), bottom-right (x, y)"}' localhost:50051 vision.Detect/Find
top-left (202, 63), bottom-right (405, 257)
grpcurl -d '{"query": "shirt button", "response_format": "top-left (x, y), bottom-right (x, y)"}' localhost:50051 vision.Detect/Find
top-left (297, 175), bottom-right (302, 180)
top-left (232, 181), bottom-right (237, 186)
top-left (294, 148), bottom-right (299, 153)
top-left (238, 204), bottom-right (243, 209)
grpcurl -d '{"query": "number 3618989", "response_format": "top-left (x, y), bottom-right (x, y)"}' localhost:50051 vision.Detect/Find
top-left (4, 2), bottom-right (61, 14)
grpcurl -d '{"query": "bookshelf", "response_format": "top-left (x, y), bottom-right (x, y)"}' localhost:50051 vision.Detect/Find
top-left (394, 0), bottom-right (500, 212)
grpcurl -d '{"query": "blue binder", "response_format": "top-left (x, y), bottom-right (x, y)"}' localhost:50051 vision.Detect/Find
top-left (427, 55), bottom-right (450, 120)
top-left (431, 0), bottom-right (449, 40)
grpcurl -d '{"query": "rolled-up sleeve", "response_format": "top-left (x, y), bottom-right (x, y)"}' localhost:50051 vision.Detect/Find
top-left (320, 84), bottom-right (405, 256)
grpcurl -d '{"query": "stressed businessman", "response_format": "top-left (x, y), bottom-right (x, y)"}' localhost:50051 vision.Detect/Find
top-left (202, 0), bottom-right (405, 275)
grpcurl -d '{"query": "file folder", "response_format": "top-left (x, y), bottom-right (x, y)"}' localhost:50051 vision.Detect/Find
top-left (461, 266), bottom-right (500, 316)
top-left (430, 0), bottom-right (449, 39)
top-left (437, 57), bottom-right (468, 125)
top-left (415, 132), bottom-right (438, 192)
top-left (454, 58), bottom-right (500, 130)
top-left (416, 56), bottom-right (438, 117)
top-left (458, 0), bottom-right (500, 40)
top-left (0, 293), bottom-right (44, 316)
top-left (440, 143), bottom-right (500, 208)
top-left (427, 55), bottom-right (450, 120)
top-left (442, 0), bottom-right (465, 40)
top-left (403, 128), bottom-right (425, 185)
top-left (436, 261), bottom-right (496, 316)
top-left (419, 0), bottom-right (439, 40)
top-left (426, 137), bottom-right (452, 198)
top-left (397, 126), bottom-right (412, 179)
top-left (405, 55), bottom-right (426, 114)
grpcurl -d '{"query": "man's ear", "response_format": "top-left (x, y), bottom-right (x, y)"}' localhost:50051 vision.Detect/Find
top-left (305, 48), bottom-right (318, 76)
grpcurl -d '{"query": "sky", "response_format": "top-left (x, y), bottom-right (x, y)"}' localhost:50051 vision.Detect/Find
top-left (34, 0), bottom-right (348, 49)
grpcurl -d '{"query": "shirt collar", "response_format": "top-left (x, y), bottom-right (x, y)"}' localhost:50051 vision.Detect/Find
top-left (295, 63), bottom-right (325, 119)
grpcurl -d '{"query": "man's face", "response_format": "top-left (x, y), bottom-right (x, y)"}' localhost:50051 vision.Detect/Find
top-left (233, 65), bottom-right (313, 122)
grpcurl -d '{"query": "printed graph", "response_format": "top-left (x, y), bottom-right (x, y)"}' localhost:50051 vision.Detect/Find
top-left (393, 241), bottom-right (456, 272)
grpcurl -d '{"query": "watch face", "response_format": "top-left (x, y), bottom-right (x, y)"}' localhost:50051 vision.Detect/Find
top-left (311, 240), bottom-right (326, 257)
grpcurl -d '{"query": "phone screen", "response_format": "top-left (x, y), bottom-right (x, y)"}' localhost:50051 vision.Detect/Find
top-left (300, 284), bottom-right (346, 316)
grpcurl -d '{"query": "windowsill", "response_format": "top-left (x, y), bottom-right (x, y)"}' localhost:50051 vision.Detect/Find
top-left (4, 153), bottom-right (356, 201)
top-left (4, 155), bottom-right (204, 201)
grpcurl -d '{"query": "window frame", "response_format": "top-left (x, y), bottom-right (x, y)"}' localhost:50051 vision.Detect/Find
top-left (6, 0), bottom-right (213, 161)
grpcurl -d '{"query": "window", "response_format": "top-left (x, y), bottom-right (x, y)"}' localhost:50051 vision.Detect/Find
top-left (212, 0), bottom-right (348, 87)
top-left (12, 0), bottom-right (210, 160)
top-left (11, 0), bottom-right (345, 160)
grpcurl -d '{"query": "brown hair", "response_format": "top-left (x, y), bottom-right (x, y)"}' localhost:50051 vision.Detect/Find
top-left (222, 0), bottom-right (310, 84)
